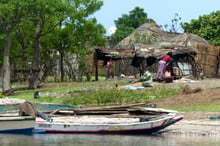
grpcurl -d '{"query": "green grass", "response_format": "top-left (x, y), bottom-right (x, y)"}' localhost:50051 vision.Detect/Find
top-left (166, 102), bottom-right (220, 112)
top-left (8, 80), bottom-right (130, 104)
top-left (8, 80), bottom-right (180, 105)
top-left (4, 79), bottom-right (220, 111)
top-left (62, 86), bottom-right (180, 106)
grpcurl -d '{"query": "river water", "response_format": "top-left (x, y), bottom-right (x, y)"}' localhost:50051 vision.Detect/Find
top-left (0, 133), bottom-right (219, 146)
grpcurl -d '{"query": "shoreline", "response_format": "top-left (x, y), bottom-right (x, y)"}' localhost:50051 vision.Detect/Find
top-left (161, 111), bottom-right (220, 136)
top-left (162, 119), bottom-right (220, 136)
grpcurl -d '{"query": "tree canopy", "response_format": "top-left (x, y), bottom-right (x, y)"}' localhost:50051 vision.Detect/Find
top-left (182, 10), bottom-right (220, 46)
top-left (0, 0), bottom-right (106, 92)
top-left (109, 7), bottom-right (155, 47)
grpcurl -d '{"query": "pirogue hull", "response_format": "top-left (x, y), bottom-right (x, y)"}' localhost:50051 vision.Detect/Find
top-left (0, 116), bottom-right (34, 134)
top-left (33, 113), bottom-right (183, 134)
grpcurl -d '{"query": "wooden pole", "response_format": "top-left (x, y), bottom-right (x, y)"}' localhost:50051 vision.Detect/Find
top-left (94, 51), bottom-right (99, 81)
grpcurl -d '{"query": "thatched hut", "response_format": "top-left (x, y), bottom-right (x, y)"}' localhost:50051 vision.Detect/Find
top-left (93, 23), bottom-right (220, 80)
top-left (115, 23), bottom-right (220, 78)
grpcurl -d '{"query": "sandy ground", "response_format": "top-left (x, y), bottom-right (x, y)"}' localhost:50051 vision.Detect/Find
top-left (162, 114), bottom-right (220, 136)
top-left (125, 77), bottom-right (220, 136)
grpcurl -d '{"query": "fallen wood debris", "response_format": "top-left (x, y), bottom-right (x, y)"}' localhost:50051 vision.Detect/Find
top-left (43, 102), bottom-right (178, 117)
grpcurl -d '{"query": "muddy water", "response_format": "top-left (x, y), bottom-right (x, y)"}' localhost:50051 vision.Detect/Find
top-left (0, 133), bottom-right (219, 146)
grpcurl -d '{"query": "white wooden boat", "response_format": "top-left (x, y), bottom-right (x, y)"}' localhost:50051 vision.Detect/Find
top-left (33, 113), bottom-right (183, 134)
top-left (0, 101), bottom-right (74, 134)
top-left (0, 116), bottom-right (34, 134)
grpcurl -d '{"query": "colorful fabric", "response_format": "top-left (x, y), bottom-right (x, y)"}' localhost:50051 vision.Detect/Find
top-left (161, 55), bottom-right (171, 62)
top-left (105, 61), bottom-right (111, 79)
top-left (157, 60), bottom-right (166, 80)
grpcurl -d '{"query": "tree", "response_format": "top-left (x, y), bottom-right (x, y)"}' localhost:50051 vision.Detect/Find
top-left (110, 7), bottom-right (155, 47)
top-left (160, 13), bottom-right (183, 33)
top-left (109, 24), bottom-right (134, 47)
top-left (24, 0), bottom-right (66, 89)
top-left (182, 10), bottom-right (220, 46)
top-left (47, 0), bottom-right (105, 82)
top-left (71, 19), bottom-right (106, 81)
top-left (0, 0), bottom-right (106, 90)
top-left (0, 0), bottom-right (27, 94)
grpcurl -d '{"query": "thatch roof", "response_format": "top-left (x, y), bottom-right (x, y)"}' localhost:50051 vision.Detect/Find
top-left (115, 23), bottom-right (211, 51)
top-left (95, 48), bottom-right (135, 61)
top-left (97, 23), bottom-right (212, 61)
top-left (133, 43), bottom-right (196, 59)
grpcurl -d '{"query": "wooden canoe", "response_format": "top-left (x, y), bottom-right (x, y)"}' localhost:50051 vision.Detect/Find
top-left (0, 116), bottom-right (34, 134)
top-left (33, 113), bottom-right (183, 134)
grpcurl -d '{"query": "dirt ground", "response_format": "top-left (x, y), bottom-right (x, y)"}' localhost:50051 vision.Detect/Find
top-left (125, 78), bottom-right (220, 136)
top-left (153, 78), bottom-right (220, 119)
top-left (125, 78), bottom-right (220, 113)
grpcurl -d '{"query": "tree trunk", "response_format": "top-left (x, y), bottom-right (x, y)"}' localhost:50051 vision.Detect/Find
top-left (60, 50), bottom-right (64, 82)
top-left (2, 33), bottom-right (12, 94)
top-left (16, 31), bottom-right (30, 81)
top-left (28, 21), bottom-right (41, 89)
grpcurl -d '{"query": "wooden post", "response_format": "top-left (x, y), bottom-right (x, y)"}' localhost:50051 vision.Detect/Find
top-left (94, 52), bottom-right (99, 81)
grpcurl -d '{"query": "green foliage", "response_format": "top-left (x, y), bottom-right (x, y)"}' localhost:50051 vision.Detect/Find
top-left (182, 10), bottom-right (220, 46)
top-left (168, 102), bottom-right (220, 112)
top-left (4, 80), bottom-right (220, 111)
top-left (0, 0), bottom-right (106, 87)
top-left (8, 79), bottom-right (129, 103)
top-left (110, 7), bottom-right (155, 47)
top-left (109, 25), bottom-right (134, 47)
top-left (114, 7), bottom-right (155, 29)
top-left (0, 93), bottom-right (3, 98)
top-left (63, 86), bottom-right (180, 106)
top-left (42, 0), bottom-right (106, 82)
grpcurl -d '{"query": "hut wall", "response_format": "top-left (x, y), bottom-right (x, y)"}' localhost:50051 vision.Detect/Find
top-left (115, 58), bottom-right (139, 77)
top-left (195, 44), bottom-right (220, 77)
top-left (214, 46), bottom-right (220, 76)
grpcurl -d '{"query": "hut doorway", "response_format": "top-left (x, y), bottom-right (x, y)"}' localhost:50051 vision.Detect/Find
top-left (177, 62), bottom-right (192, 76)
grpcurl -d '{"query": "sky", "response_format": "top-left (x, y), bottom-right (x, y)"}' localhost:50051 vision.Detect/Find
top-left (93, 0), bottom-right (220, 35)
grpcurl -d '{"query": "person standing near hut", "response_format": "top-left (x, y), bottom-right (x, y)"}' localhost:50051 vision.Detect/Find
top-left (157, 52), bottom-right (172, 81)
top-left (105, 61), bottom-right (112, 80)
